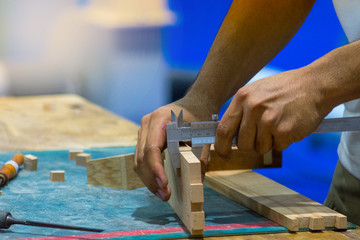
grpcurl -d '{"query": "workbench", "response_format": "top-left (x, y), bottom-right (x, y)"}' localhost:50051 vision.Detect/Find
top-left (0, 94), bottom-right (358, 240)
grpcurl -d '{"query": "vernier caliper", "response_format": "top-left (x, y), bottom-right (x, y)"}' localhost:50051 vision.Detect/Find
top-left (166, 109), bottom-right (360, 171)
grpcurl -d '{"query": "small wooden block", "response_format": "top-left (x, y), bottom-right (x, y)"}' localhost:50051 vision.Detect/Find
top-left (24, 154), bottom-right (38, 171)
top-left (50, 170), bottom-right (65, 182)
top-left (76, 153), bottom-right (91, 166)
top-left (69, 149), bottom-right (83, 161)
top-left (0, 190), bottom-right (2, 196)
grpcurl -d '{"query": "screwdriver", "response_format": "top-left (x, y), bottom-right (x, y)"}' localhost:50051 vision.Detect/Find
top-left (0, 154), bottom-right (24, 187)
top-left (0, 210), bottom-right (103, 232)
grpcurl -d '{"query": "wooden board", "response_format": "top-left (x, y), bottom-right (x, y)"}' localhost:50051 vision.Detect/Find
top-left (207, 146), bottom-right (282, 171)
top-left (205, 170), bottom-right (347, 232)
top-left (87, 153), bottom-right (144, 190)
top-left (164, 147), bottom-right (205, 235)
top-left (0, 94), bottom-right (138, 151)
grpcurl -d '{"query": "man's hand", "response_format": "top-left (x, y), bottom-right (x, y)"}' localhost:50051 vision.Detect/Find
top-left (215, 67), bottom-right (332, 159)
top-left (134, 103), bottom-right (207, 201)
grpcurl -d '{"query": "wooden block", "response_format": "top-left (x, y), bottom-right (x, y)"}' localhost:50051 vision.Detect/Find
top-left (86, 153), bottom-right (144, 190)
top-left (205, 170), bottom-right (347, 232)
top-left (76, 153), bottom-right (91, 166)
top-left (69, 149), bottom-right (83, 161)
top-left (24, 154), bottom-right (38, 171)
top-left (164, 147), bottom-right (205, 235)
top-left (50, 170), bottom-right (65, 182)
top-left (0, 190), bottom-right (2, 196)
top-left (207, 146), bottom-right (282, 171)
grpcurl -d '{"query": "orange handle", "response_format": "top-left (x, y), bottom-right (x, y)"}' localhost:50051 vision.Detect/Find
top-left (0, 154), bottom-right (24, 180)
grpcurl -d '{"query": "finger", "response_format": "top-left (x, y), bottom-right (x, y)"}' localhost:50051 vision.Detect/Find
top-left (144, 116), bottom-right (171, 198)
top-left (237, 108), bottom-right (257, 152)
top-left (215, 99), bottom-right (243, 160)
top-left (255, 121), bottom-right (273, 154)
top-left (200, 144), bottom-right (211, 182)
top-left (134, 127), bottom-right (142, 170)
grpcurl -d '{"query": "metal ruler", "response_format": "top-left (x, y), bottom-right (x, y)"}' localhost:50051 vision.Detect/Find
top-left (166, 110), bottom-right (360, 170)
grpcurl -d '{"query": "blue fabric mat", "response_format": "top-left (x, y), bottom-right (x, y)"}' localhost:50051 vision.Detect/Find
top-left (0, 148), bottom-right (287, 239)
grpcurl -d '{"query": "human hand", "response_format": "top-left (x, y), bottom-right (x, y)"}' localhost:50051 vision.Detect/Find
top-left (134, 103), bottom-right (209, 201)
top-left (215, 68), bottom-right (331, 159)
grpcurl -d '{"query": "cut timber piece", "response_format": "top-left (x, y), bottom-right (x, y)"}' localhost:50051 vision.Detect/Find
top-left (76, 153), bottom-right (91, 166)
top-left (24, 154), bottom-right (38, 171)
top-left (86, 153), bottom-right (144, 190)
top-left (205, 170), bottom-right (347, 232)
top-left (207, 146), bottom-right (282, 171)
top-left (50, 170), bottom-right (65, 182)
top-left (69, 149), bottom-right (83, 161)
top-left (205, 170), bottom-right (347, 231)
top-left (164, 147), bottom-right (205, 235)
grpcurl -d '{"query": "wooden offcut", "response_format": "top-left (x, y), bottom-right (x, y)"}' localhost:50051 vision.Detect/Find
top-left (50, 170), bottom-right (65, 182)
top-left (69, 149), bottom-right (83, 161)
top-left (76, 153), bottom-right (91, 166)
top-left (24, 154), bottom-right (38, 171)
top-left (86, 153), bottom-right (144, 190)
top-left (207, 146), bottom-right (282, 171)
top-left (205, 170), bottom-right (347, 231)
top-left (164, 147), bottom-right (205, 235)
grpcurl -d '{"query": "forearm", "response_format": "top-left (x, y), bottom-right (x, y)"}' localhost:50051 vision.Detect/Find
top-left (309, 39), bottom-right (360, 112)
top-left (183, 0), bottom-right (315, 116)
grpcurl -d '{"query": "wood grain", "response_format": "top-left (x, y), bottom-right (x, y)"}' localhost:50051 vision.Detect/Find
top-left (0, 94), bottom-right (138, 151)
top-left (86, 153), bottom-right (144, 190)
top-left (164, 147), bottom-right (205, 235)
top-left (205, 170), bottom-right (347, 232)
top-left (207, 146), bottom-right (282, 171)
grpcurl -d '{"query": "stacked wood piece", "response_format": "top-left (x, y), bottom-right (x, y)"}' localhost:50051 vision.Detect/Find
top-left (205, 170), bottom-right (347, 232)
top-left (164, 147), bottom-right (205, 235)
top-left (86, 153), bottom-right (144, 190)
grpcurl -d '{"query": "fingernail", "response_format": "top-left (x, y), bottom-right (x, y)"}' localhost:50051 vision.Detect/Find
top-left (156, 177), bottom-right (163, 188)
top-left (156, 189), bottom-right (166, 200)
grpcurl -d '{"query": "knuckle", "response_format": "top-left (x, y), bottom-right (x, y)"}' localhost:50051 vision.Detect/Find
top-left (234, 88), bottom-right (249, 103)
top-left (141, 114), bottom-right (150, 125)
top-left (143, 144), bottom-right (158, 156)
top-left (237, 142), bottom-right (253, 152)
top-left (262, 114), bottom-right (276, 128)
top-left (216, 122), bottom-right (232, 139)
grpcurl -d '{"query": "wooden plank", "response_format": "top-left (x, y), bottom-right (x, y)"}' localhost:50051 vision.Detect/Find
top-left (164, 147), bottom-right (205, 235)
top-left (205, 170), bottom-right (347, 232)
top-left (0, 94), bottom-right (138, 151)
top-left (86, 153), bottom-right (144, 190)
top-left (207, 146), bottom-right (282, 171)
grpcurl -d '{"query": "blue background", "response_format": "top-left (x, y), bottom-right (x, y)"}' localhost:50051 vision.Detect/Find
top-left (162, 0), bottom-right (348, 204)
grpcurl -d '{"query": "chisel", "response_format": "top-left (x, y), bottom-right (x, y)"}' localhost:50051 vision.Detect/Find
top-left (0, 210), bottom-right (103, 232)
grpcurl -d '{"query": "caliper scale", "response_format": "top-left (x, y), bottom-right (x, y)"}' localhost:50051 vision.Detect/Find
top-left (166, 109), bottom-right (360, 171)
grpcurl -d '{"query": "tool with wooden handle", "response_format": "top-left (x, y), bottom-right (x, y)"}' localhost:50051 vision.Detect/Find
top-left (0, 154), bottom-right (24, 187)
top-left (166, 110), bottom-right (360, 170)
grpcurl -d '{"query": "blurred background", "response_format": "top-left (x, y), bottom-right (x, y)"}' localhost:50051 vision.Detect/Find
top-left (0, 0), bottom-right (349, 203)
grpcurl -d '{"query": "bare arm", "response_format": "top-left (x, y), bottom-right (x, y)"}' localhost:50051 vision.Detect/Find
top-left (184, 0), bottom-right (316, 115)
top-left (135, 0), bottom-right (316, 201)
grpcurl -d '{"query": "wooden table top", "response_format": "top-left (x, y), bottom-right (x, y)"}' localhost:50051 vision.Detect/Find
top-left (1, 94), bottom-right (358, 239)
top-left (0, 94), bottom-right (138, 151)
